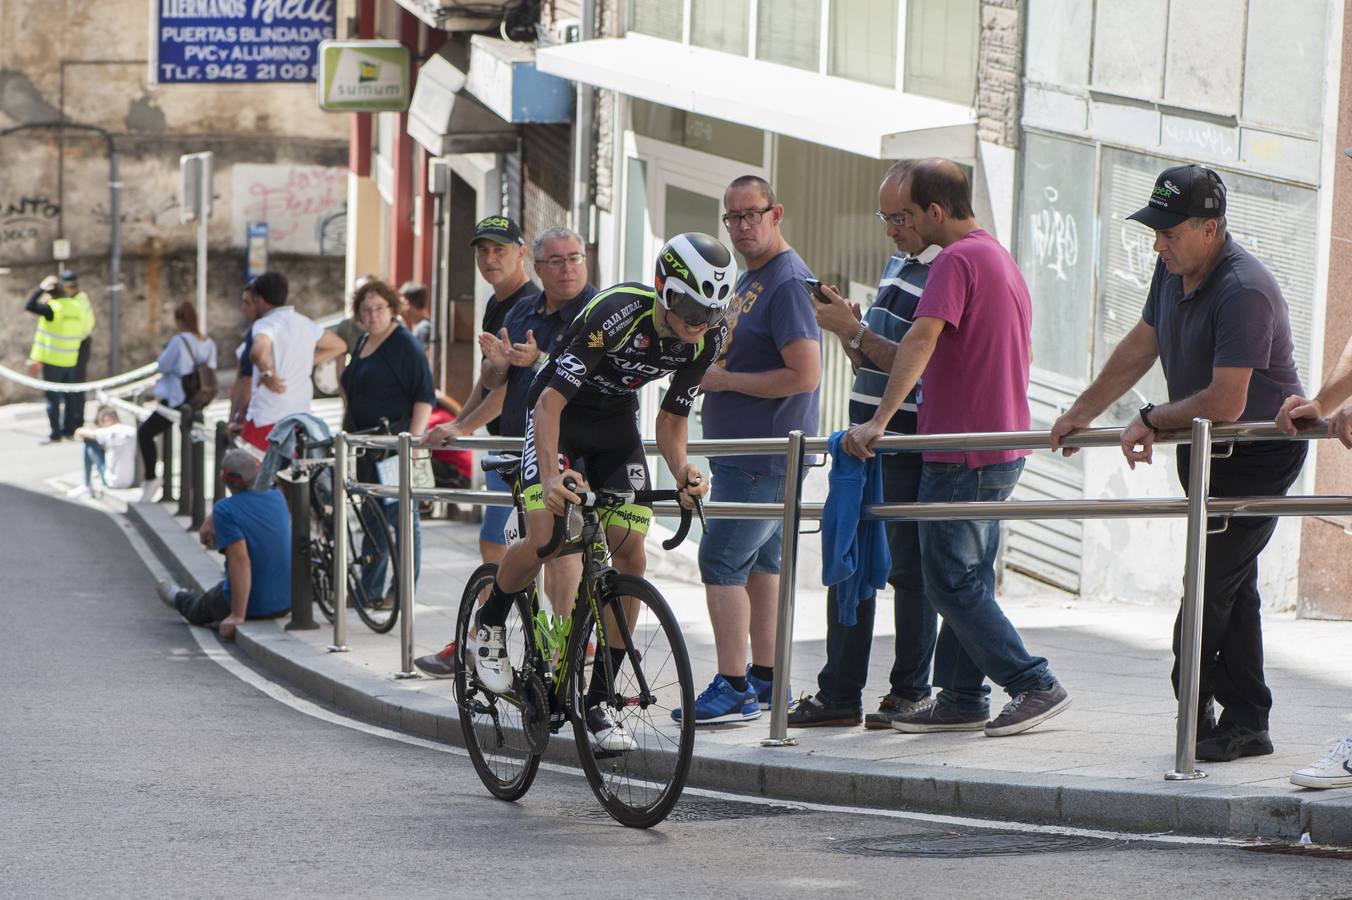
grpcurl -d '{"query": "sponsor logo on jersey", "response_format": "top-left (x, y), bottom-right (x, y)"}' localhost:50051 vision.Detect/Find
top-left (587, 330), bottom-right (605, 349)
top-left (627, 463), bottom-right (646, 490)
top-left (556, 353), bottom-right (587, 375)
top-left (613, 359), bottom-right (664, 376)
top-left (632, 334), bottom-right (651, 350)
top-left (601, 298), bottom-right (647, 332)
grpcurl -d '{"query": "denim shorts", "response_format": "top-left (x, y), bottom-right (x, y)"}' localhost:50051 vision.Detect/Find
top-left (698, 463), bottom-right (785, 586)
top-left (479, 466), bottom-right (513, 545)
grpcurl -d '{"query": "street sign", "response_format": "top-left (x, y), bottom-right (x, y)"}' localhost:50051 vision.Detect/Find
top-left (179, 152), bottom-right (214, 224)
top-left (152, 0), bottom-right (337, 84)
top-left (246, 222), bottom-right (270, 281)
top-left (52, 239), bottom-right (70, 261)
top-left (316, 40), bottom-right (410, 112)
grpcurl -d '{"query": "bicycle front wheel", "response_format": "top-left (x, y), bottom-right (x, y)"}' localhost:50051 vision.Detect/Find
top-left (454, 563), bottom-right (542, 801)
top-left (349, 494), bottom-right (399, 633)
top-left (308, 475), bottom-right (336, 622)
top-left (572, 574), bottom-right (694, 828)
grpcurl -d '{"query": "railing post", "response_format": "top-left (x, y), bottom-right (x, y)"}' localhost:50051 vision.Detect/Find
top-left (394, 432), bottom-right (419, 679)
top-left (160, 411), bottom-right (175, 503)
top-left (329, 432), bottom-right (350, 653)
top-left (285, 435), bottom-right (318, 632)
top-left (213, 420), bottom-right (227, 504)
top-left (1167, 417), bottom-right (1212, 781)
top-left (176, 406), bottom-right (192, 517)
top-left (762, 429), bottom-right (806, 748)
top-left (189, 419), bottom-right (206, 530)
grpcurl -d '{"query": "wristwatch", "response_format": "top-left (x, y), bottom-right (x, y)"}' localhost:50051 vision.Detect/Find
top-left (1139, 402), bottom-right (1158, 432)
top-left (260, 369), bottom-right (274, 381)
top-left (849, 320), bottom-right (869, 350)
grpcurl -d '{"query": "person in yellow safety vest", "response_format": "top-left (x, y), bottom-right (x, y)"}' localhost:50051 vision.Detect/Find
top-left (26, 270), bottom-right (95, 444)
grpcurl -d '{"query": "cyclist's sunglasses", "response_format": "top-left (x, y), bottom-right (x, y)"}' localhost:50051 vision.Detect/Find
top-left (663, 286), bottom-right (727, 328)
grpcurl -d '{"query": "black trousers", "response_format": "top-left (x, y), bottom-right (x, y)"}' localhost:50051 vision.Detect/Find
top-left (1171, 439), bottom-right (1307, 731)
top-left (137, 411), bottom-right (174, 478)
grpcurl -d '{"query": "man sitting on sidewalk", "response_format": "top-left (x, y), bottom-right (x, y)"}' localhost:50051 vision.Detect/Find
top-left (156, 449), bottom-right (291, 639)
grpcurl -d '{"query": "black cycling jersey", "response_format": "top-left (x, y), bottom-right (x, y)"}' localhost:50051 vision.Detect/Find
top-left (527, 283), bottom-right (727, 416)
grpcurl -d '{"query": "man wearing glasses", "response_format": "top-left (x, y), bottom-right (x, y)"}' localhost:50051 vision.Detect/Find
top-left (690, 175), bottom-right (823, 724)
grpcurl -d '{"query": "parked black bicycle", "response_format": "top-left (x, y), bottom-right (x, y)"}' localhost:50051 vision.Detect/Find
top-left (454, 452), bottom-right (697, 828)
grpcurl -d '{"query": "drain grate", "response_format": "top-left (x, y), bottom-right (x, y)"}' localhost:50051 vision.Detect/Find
top-left (1242, 843), bottom-right (1352, 862)
top-left (832, 830), bottom-right (1125, 859)
top-left (570, 797), bottom-right (807, 823)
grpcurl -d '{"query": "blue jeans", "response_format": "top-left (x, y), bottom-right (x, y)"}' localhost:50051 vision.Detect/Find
top-left (43, 364), bottom-right (83, 439)
top-left (360, 498), bottom-right (422, 601)
top-left (918, 458), bottom-right (1053, 716)
top-left (817, 451), bottom-right (936, 708)
top-left (83, 439), bottom-right (106, 489)
top-left (698, 463), bottom-right (785, 586)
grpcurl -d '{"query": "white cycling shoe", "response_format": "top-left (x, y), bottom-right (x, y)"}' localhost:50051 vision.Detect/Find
top-left (586, 705), bottom-right (637, 753)
top-left (471, 624), bottom-right (514, 694)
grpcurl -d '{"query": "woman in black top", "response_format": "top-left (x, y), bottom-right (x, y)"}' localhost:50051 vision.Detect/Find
top-left (341, 278), bottom-right (436, 601)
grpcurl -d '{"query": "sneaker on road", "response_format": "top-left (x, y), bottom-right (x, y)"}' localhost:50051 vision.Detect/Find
top-left (746, 666), bottom-right (788, 711)
top-left (984, 682), bottom-right (1072, 737)
top-left (672, 674), bottom-right (760, 724)
top-left (1290, 735), bottom-right (1352, 789)
top-left (65, 484), bottom-right (91, 499)
top-left (156, 580), bottom-right (189, 611)
top-left (1195, 722), bottom-right (1273, 762)
top-left (586, 705), bottom-right (637, 753)
top-left (470, 624), bottom-right (513, 694)
top-left (865, 694), bottom-right (929, 730)
top-left (787, 693), bottom-right (862, 728)
top-left (891, 698), bottom-right (987, 733)
top-left (414, 642), bottom-right (459, 678)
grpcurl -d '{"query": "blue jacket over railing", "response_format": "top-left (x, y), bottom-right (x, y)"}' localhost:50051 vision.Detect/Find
top-left (820, 430), bottom-right (891, 625)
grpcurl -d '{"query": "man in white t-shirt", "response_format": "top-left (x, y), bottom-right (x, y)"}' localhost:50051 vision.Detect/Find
top-left (240, 271), bottom-right (346, 450)
top-left (69, 406), bottom-right (137, 498)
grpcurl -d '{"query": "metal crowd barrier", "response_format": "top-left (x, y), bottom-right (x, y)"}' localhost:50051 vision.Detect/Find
top-left (328, 418), bottom-right (1342, 783)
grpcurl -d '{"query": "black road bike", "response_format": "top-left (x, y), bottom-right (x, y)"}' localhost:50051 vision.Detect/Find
top-left (454, 453), bottom-right (698, 828)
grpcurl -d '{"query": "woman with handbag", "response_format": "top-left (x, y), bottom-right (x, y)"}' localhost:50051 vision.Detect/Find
top-left (138, 301), bottom-right (218, 502)
top-left (341, 278), bottom-right (435, 605)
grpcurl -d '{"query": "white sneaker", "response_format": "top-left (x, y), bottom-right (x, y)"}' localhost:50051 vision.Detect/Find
top-left (66, 484), bottom-right (91, 499)
top-left (471, 624), bottom-right (513, 694)
top-left (586, 705), bottom-right (637, 753)
top-left (1290, 735), bottom-right (1352, 789)
top-left (139, 478), bottom-right (161, 503)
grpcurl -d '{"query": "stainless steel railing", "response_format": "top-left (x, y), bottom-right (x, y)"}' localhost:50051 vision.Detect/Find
top-left (329, 418), bottom-right (1345, 782)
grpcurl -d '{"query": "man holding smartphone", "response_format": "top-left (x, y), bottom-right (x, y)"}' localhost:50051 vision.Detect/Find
top-left (790, 159), bottom-right (941, 729)
top-left (690, 175), bottom-right (822, 724)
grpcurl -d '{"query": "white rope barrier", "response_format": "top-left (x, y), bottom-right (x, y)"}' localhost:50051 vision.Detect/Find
top-left (0, 361), bottom-right (158, 393)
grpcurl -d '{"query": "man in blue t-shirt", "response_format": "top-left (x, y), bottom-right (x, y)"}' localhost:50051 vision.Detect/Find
top-left (790, 160), bottom-right (941, 730)
top-left (692, 176), bottom-right (822, 724)
top-left (157, 449), bottom-right (292, 639)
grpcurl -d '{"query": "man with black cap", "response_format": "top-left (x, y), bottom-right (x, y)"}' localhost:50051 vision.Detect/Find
top-left (25, 269), bottom-right (95, 442)
top-left (1052, 163), bottom-right (1306, 762)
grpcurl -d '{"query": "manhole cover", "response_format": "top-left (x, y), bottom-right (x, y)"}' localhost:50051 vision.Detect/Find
top-left (570, 797), bottom-right (806, 823)
top-left (832, 830), bottom-right (1125, 859)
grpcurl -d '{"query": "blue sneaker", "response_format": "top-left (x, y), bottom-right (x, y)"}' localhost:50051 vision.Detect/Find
top-left (672, 674), bottom-right (761, 724)
top-left (745, 666), bottom-right (789, 711)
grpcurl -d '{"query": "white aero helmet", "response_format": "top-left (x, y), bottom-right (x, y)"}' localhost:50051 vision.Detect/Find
top-left (653, 232), bottom-right (736, 326)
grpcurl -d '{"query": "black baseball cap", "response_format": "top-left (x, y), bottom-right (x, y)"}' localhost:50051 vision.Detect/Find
top-left (59, 269), bottom-right (77, 282)
top-left (468, 215), bottom-right (523, 247)
top-left (1127, 165), bottom-right (1227, 230)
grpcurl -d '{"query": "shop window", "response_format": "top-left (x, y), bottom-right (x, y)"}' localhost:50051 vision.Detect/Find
top-left (628, 0), bottom-right (683, 41)
top-left (1017, 132), bottom-right (1096, 384)
top-left (630, 99), bottom-right (765, 167)
top-left (1090, 0), bottom-right (1166, 101)
top-left (1162, 0), bottom-right (1243, 116)
top-left (828, 0), bottom-right (897, 88)
top-left (1242, 0), bottom-right (1327, 135)
top-left (691, 0), bottom-right (749, 55)
top-left (624, 158), bottom-right (649, 283)
top-left (904, 0), bottom-right (978, 105)
top-left (756, 0), bottom-right (821, 71)
top-left (1025, 0), bottom-right (1091, 88)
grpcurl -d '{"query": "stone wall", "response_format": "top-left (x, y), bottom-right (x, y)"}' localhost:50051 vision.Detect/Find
top-left (976, 0), bottom-right (1025, 149)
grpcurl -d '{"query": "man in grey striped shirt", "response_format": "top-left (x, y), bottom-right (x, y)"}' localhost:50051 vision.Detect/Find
top-left (789, 160), bottom-right (942, 729)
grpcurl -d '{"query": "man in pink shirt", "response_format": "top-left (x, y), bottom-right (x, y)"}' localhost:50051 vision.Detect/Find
top-left (844, 158), bottom-right (1070, 738)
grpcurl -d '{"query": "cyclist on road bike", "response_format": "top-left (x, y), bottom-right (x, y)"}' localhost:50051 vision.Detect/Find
top-left (470, 232), bottom-right (734, 747)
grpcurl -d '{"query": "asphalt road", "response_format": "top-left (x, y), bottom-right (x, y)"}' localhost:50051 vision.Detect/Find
top-left (1, 432), bottom-right (1351, 897)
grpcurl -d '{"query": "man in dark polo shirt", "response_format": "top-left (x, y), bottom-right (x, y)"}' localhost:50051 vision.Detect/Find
top-left (1052, 164), bottom-right (1306, 762)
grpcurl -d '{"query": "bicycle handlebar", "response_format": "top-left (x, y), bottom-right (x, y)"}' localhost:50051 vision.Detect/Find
top-left (536, 480), bottom-right (701, 558)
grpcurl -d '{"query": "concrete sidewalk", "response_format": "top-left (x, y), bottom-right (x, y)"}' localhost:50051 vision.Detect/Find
top-left (123, 489), bottom-right (1352, 845)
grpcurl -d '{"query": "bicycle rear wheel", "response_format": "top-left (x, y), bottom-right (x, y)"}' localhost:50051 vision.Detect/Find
top-left (349, 494), bottom-right (399, 633)
top-left (572, 574), bottom-right (694, 828)
top-left (308, 475), bottom-right (336, 622)
top-left (454, 563), bottom-right (542, 801)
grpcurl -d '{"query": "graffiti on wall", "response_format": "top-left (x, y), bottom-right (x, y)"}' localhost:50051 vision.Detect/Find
top-left (232, 164), bottom-right (346, 256)
top-left (0, 194), bottom-right (60, 255)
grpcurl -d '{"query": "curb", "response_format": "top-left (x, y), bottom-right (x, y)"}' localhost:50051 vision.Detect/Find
top-left (125, 502), bottom-right (1352, 845)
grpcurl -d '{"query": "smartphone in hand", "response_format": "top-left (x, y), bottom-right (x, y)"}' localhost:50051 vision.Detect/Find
top-left (804, 278), bottom-right (830, 304)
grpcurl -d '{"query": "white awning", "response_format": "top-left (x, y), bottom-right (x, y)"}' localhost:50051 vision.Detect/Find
top-left (535, 35), bottom-right (977, 161)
